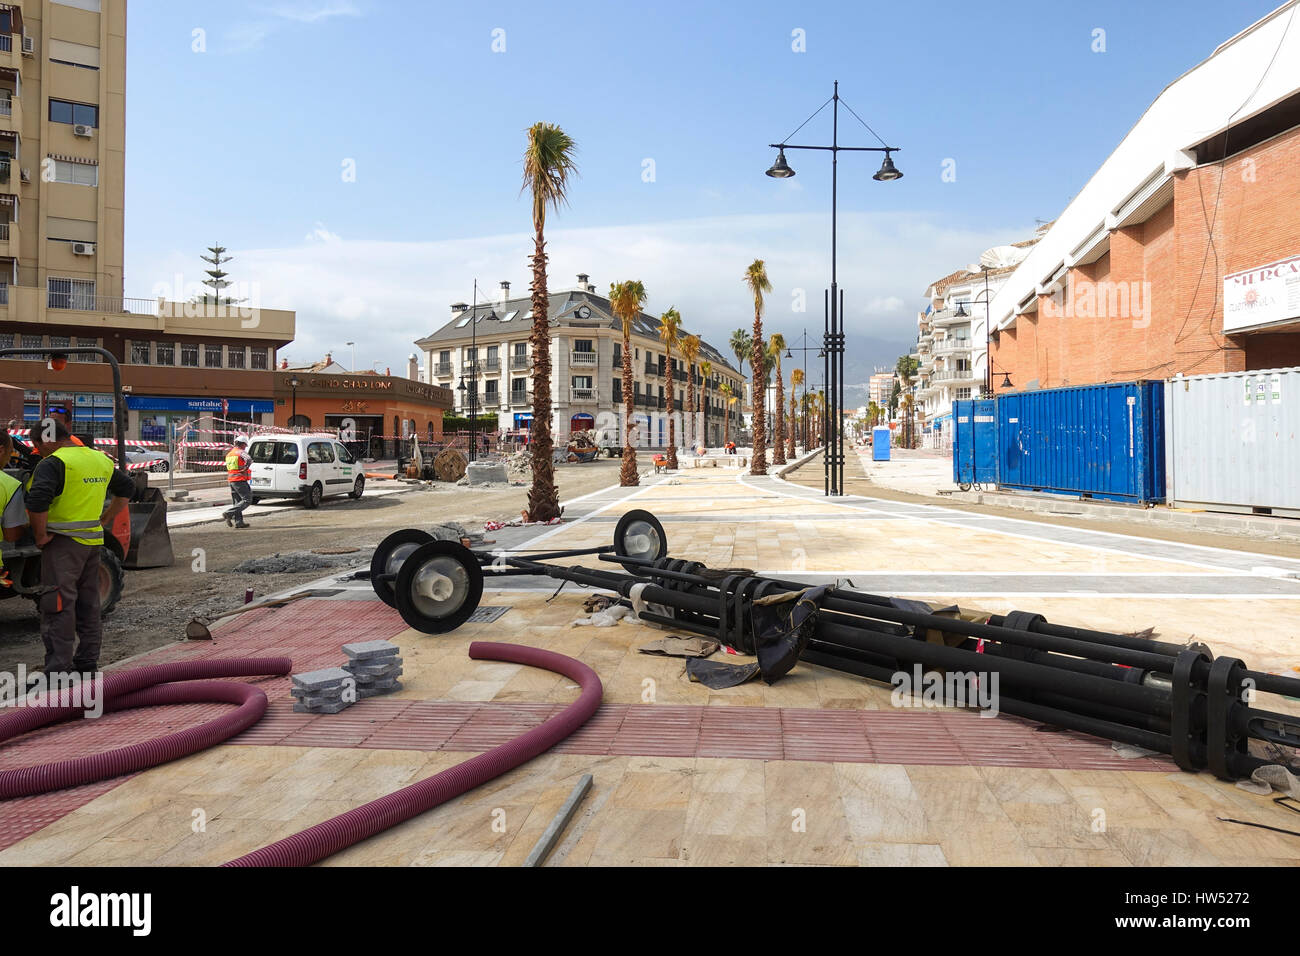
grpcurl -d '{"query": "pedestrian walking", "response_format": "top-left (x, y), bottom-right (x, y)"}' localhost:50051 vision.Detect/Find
top-left (223, 435), bottom-right (253, 529)
top-left (24, 420), bottom-right (133, 676)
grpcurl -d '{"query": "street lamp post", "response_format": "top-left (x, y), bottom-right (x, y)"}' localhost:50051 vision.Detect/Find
top-left (288, 374), bottom-right (301, 430)
top-left (784, 329), bottom-right (824, 452)
top-left (765, 81), bottom-right (903, 496)
top-left (346, 341), bottom-right (356, 373)
top-left (462, 279), bottom-right (499, 464)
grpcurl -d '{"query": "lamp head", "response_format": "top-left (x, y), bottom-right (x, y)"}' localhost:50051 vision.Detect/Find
top-left (765, 148), bottom-right (795, 179)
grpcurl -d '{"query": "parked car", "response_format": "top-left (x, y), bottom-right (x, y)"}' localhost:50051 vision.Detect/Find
top-left (246, 434), bottom-right (365, 508)
top-left (124, 443), bottom-right (172, 473)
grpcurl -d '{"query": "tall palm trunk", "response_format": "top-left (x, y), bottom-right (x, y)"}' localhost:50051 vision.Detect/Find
top-left (723, 402), bottom-right (730, 445)
top-left (664, 356), bottom-right (677, 469)
top-left (749, 331), bottom-right (766, 475)
top-left (527, 234), bottom-right (559, 520)
top-left (686, 366), bottom-right (696, 452)
top-left (787, 393), bottom-right (797, 459)
top-left (772, 354), bottom-right (786, 466)
top-left (620, 328), bottom-right (637, 485)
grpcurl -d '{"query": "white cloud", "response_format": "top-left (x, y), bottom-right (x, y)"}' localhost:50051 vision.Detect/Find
top-left (131, 212), bottom-right (1015, 371)
top-left (225, 1), bottom-right (360, 53)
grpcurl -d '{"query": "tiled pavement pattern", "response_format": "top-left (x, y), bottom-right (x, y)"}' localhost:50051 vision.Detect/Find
top-left (3, 462), bottom-right (1300, 865)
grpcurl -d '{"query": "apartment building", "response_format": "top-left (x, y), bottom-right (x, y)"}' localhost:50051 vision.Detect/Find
top-left (0, 1), bottom-right (296, 440)
top-left (415, 275), bottom-right (745, 448)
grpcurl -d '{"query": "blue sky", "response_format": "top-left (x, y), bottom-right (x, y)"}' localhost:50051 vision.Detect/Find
top-left (124, 0), bottom-right (1285, 377)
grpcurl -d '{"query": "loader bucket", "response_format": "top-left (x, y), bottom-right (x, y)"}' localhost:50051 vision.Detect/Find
top-left (124, 485), bottom-right (175, 569)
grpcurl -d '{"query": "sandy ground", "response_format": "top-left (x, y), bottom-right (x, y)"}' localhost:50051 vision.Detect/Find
top-left (0, 458), bottom-right (626, 672)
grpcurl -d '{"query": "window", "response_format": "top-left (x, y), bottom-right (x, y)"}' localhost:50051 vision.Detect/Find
top-left (249, 440), bottom-right (297, 465)
top-left (572, 375), bottom-right (593, 389)
top-left (130, 341), bottom-right (151, 365)
top-left (155, 342), bottom-right (175, 366)
top-left (76, 337), bottom-right (99, 362)
top-left (485, 380), bottom-right (499, 401)
top-left (180, 343), bottom-right (199, 368)
top-left (50, 335), bottom-right (71, 351)
top-left (47, 277), bottom-right (95, 310)
top-left (956, 388), bottom-right (972, 400)
top-left (54, 0), bottom-right (103, 11)
top-left (307, 442), bottom-right (335, 464)
top-left (205, 345), bottom-right (223, 368)
top-left (574, 339), bottom-right (594, 353)
top-left (50, 160), bottom-right (98, 186)
top-left (334, 443), bottom-right (355, 464)
top-left (613, 379), bottom-right (622, 403)
top-left (22, 334), bottom-right (42, 350)
top-left (48, 99), bottom-right (99, 128)
top-left (0, 332), bottom-right (13, 352)
top-left (250, 347), bottom-right (268, 370)
top-left (613, 343), bottom-right (621, 365)
top-left (227, 347), bottom-right (246, 369)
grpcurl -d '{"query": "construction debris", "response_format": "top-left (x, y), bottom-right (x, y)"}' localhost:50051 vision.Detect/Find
top-left (433, 447), bottom-right (468, 483)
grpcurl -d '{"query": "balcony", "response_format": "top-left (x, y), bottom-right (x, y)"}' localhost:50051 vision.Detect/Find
top-left (934, 340), bottom-right (972, 356)
top-left (434, 362), bottom-right (453, 377)
top-left (932, 369), bottom-right (977, 383)
top-left (570, 350), bottom-right (597, 366)
top-left (509, 389), bottom-right (533, 406)
top-left (569, 386), bottom-right (597, 402)
top-left (0, 96), bottom-right (20, 135)
top-left (0, 218), bottom-right (15, 259)
top-left (47, 291), bottom-right (159, 314)
top-left (932, 308), bottom-right (976, 328)
top-left (484, 358), bottom-right (500, 372)
top-left (510, 354), bottom-right (530, 370)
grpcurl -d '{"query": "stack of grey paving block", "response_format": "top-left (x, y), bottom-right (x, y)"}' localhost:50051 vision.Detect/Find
top-left (342, 640), bottom-right (403, 699)
top-left (290, 667), bottom-right (354, 714)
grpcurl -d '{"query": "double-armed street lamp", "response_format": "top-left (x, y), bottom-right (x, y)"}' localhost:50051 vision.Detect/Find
top-left (765, 81), bottom-right (903, 496)
top-left (784, 329), bottom-right (824, 451)
top-left (457, 279), bottom-right (498, 463)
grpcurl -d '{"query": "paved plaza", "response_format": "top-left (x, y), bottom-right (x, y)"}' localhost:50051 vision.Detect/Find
top-left (4, 451), bottom-right (1300, 867)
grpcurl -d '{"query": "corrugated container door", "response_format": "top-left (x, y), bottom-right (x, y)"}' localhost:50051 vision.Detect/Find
top-left (973, 399), bottom-right (997, 484)
top-left (953, 400), bottom-right (973, 485)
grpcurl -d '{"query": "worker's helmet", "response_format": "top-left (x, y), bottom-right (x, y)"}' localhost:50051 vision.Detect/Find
top-left (234, 435), bottom-right (249, 447)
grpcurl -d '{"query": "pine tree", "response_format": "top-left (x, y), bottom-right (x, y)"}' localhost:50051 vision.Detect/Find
top-left (196, 244), bottom-right (244, 304)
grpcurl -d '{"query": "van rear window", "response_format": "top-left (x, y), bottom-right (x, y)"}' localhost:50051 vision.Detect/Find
top-left (249, 440), bottom-right (299, 464)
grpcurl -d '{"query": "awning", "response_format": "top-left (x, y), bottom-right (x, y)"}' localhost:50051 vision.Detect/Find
top-left (47, 153), bottom-right (98, 165)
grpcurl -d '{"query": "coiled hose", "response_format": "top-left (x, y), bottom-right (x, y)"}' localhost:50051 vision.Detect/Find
top-left (0, 658), bottom-right (292, 799)
top-left (224, 641), bottom-right (603, 867)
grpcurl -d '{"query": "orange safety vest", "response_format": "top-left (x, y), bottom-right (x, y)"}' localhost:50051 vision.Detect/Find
top-left (225, 447), bottom-right (252, 483)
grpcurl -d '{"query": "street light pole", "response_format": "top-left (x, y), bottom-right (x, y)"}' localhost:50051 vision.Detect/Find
top-left (766, 81), bottom-right (903, 496)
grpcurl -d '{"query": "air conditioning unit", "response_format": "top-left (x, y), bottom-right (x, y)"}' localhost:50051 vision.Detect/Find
top-left (71, 241), bottom-right (95, 256)
top-left (19, 168), bottom-right (30, 183)
top-left (21, 36), bottom-right (34, 56)
top-left (73, 124), bottom-right (93, 138)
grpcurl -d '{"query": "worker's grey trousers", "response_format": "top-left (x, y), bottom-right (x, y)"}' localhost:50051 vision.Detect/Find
top-left (40, 533), bottom-right (103, 674)
top-left (224, 481), bottom-right (253, 521)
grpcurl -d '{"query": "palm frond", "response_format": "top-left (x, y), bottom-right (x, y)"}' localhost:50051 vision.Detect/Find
top-left (522, 122), bottom-right (579, 233)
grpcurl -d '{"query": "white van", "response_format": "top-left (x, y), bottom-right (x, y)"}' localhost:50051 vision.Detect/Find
top-left (246, 435), bottom-right (365, 509)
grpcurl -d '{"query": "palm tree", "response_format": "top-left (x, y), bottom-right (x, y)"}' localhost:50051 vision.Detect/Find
top-left (789, 366), bottom-right (804, 458)
top-left (609, 280), bottom-right (647, 486)
top-left (768, 332), bottom-right (787, 466)
top-left (729, 329), bottom-right (751, 396)
top-left (699, 359), bottom-right (712, 447)
top-left (743, 260), bottom-right (772, 475)
top-left (720, 382), bottom-right (733, 446)
top-left (679, 334), bottom-right (701, 451)
top-left (521, 122), bottom-right (577, 521)
top-left (658, 308), bottom-right (682, 469)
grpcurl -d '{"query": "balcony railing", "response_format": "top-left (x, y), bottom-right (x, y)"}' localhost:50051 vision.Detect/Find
top-left (570, 387), bottom-right (597, 401)
top-left (435, 362), bottom-right (452, 376)
top-left (570, 351), bottom-right (597, 366)
top-left (510, 354), bottom-right (530, 369)
top-left (484, 358), bottom-right (500, 372)
top-left (0, 101), bottom-right (9, 117)
top-left (932, 369), bottom-right (977, 382)
top-left (509, 390), bottom-right (533, 406)
top-left (934, 340), bottom-right (972, 355)
top-left (0, 37), bottom-right (10, 54)
top-left (47, 292), bottom-right (159, 314)
top-left (0, 222), bottom-right (8, 241)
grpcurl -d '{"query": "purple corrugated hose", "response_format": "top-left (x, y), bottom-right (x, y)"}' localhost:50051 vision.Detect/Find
top-left (223, 641), bottom-right (603, 867)
top-left (0, 658), bottom-right (292, 799)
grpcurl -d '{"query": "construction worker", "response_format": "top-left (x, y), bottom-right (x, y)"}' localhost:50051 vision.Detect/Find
top-left (44, 406), bottom-right (86, 446)
top-left (223, 435), bottom-right (253, 528)
top-left (25, 419), bottom-right (133, 677)
top-left (1, 431), bottom-right (29, 570)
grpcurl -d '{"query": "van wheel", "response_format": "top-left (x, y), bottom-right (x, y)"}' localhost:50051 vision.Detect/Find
top-left (99, 548), bottom-right (126, 616)
top-left (303, 482), bottom-right (323, 509)
top-left (350, 475), bottom-right (365, 499)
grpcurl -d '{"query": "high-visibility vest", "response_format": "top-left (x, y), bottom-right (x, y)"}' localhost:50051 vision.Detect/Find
top-left (46, 445), bottom-right (114, 546)
top-left (0, 469), bottom-right (20, 569)
top-left (225, 448), bottom-right (252, 483)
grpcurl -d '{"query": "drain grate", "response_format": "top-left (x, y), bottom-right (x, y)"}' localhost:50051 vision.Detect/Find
top-left (467, 606), bottom-right (510, 624)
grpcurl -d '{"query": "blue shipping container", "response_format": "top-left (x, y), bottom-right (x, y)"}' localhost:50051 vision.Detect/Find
top-left (872, 426), bottom-right (891, 461)
top-left (996, 381), bottom-right (1165, 504)
top-left (952, 399), bottom-right (997, 487)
